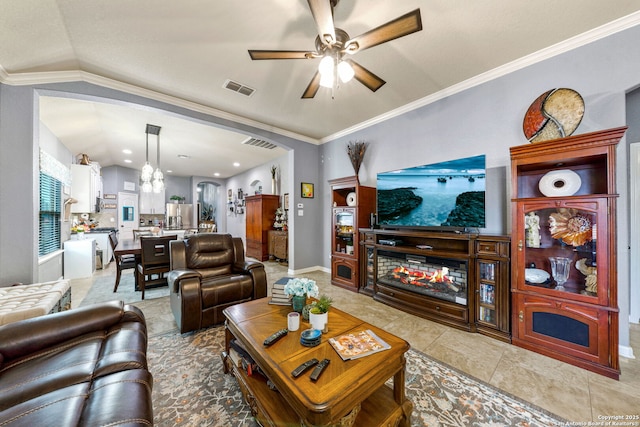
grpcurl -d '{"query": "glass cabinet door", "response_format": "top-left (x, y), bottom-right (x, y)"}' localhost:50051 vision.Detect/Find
top-left (478, 261), bottom-right (497, 326)
top-left (334, 208), bottom-right (355, 255)
top-left (518, 200), bottom-right (604, 305)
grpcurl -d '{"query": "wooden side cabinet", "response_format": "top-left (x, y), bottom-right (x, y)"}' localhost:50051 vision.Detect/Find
top-left (268, 230), bottom-right (288, 261)
top-left (359, 229), bottom-right (376, 296)
top-left (245, 195), bottom-right (279, 261)
top-left (329, 176), bottom-right (375, 292)
top-left (475, 236), bottom-right (511, 342)
top-left (510, 127), bottom-right (625, 379)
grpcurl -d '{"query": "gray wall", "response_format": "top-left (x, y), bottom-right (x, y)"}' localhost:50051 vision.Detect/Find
top-left (0, 85), bottom-right (38, 285)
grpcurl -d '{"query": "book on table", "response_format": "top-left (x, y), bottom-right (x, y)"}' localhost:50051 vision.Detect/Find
top-left (328, 329), bottom-right (391, 360)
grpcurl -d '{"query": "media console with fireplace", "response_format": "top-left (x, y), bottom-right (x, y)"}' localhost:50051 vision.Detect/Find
top-left (361, 228), bottom-right (511, 342)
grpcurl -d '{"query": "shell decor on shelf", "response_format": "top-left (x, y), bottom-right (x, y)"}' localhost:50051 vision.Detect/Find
top-left (346, 140), bottom-right (368, 179)
top-left (548, 208), bottom-right (593, 247)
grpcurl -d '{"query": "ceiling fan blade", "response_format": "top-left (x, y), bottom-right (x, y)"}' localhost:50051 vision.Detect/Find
top-left (343, 8), bottom-right (422, 54)
top-left (346, 59), bottom-right (386, 92)
top-left (301, 71), bottom-right (321, 99)
top-left (248, 50), bottom-right (316, 60)
top-left (307, 0), bottom-right (336, 46)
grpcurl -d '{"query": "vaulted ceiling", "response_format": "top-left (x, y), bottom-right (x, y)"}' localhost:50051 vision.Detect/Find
top-left (2, 1), bottom-right (639, 177)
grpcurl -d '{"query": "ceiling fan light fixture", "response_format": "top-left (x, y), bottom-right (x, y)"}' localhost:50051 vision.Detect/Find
top-left (318, 55), bottom-right (334, 75)
top-left (319, 72), bottom-right (334, 88)
top-left (338, 60), bottom-right (354, 83)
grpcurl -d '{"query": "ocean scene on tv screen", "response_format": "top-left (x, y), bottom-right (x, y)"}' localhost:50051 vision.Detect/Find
top-left (377, 155), bottom-right (486, 228)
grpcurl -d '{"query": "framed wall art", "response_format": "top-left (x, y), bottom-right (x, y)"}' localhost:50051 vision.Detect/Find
top-left (301, 182), bottom-right (314, 198)
top-left (283, 193), bottom-right (290, 210)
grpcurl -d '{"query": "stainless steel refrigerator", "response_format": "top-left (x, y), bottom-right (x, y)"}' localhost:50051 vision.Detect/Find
top-left (165, 203), bottom-right (193, 229)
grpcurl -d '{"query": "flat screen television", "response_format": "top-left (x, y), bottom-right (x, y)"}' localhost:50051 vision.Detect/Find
top-left (376, 154), bottom-right (486, 230)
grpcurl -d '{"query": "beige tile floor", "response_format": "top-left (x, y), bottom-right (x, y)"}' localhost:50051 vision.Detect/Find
top-left (73, 260), bottom-right (640, 423)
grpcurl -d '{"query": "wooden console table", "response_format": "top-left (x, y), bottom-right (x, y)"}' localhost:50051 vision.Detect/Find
top-left (222, 298), bottom-right (412, 426)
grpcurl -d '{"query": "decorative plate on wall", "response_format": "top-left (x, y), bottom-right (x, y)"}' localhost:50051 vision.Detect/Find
top-left (523, 88), bottom-right (584, 143)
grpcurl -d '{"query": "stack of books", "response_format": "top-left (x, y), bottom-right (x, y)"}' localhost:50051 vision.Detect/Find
top-left (269, 277), bottom-right (292, 306)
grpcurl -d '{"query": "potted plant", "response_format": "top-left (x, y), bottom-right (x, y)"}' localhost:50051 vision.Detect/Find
top-left (309, 294), bottom-right (332, 333)
top-left (170, 195), bottom-right (185, 203)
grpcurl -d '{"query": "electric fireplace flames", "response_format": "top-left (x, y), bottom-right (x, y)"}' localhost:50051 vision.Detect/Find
top-left (377, 251), bottom-right (468, 305)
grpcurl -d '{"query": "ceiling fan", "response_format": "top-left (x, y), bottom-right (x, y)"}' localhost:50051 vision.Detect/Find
top-left (248, 0), bottom-right (422, 98)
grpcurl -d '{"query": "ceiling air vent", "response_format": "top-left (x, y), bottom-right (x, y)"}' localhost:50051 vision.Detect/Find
top-left (224, 79), bottom-right (255, 97)
top-left (242, 137), bottom-right (277, 150)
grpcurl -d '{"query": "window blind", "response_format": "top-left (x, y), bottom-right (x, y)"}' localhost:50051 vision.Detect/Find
top-left (39, 172), bottom-right (62, 256)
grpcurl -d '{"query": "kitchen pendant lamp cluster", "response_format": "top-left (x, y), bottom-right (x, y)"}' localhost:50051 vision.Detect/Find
top-left (141, 124), bottom-right (163, 193)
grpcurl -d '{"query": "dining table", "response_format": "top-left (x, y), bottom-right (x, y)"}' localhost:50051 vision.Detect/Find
top-left (114, 239), bottom-right (143, 288)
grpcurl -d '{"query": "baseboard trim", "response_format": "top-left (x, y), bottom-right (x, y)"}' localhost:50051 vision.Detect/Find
top-left (620, 344), bottom-right (636, 359)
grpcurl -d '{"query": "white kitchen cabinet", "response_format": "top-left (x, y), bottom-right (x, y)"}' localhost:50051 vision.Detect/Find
top-left (70, 164), bottom-right (101, 213)
top-left (139, 188), bottom-right (165, 214)
top-left (91, 232), bottom-right (112, 268)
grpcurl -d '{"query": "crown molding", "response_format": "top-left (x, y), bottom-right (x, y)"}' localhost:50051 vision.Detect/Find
top-left (0, 67), bottom-right (320, 146)
top-left (321, 12), bottom-right (640, 143)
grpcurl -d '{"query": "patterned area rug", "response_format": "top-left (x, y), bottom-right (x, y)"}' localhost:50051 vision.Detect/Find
top-left (148, 327), bottom-right (566, 427)
top-left (80, 272), bottom-right (170, 306)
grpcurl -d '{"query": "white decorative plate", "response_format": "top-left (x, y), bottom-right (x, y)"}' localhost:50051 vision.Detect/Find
top-left (538, 169), bottom-right (581, 197)
top-left (525, 268), bottom-right (550, 284)
top-left (346, 192), bottom-right (357, 206)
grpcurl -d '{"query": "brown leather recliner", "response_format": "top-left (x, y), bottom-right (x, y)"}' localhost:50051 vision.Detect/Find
top-left (168, 233), bottom-right (267, 333)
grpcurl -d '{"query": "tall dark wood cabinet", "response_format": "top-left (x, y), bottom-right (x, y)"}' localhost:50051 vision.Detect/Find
top-left (329, 176), bottom-right (376, 292)
top-left (245, 194), bottom-right (279, 261)
top-left (510, 127), bottom-right (625, 379)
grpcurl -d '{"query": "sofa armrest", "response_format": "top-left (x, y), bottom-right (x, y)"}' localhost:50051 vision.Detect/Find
top-left (167, 269), bottom-right (201, 293)
top-left (170, 240), bottom-right (187, 270)
top-left (0, 301), bottom-right (142, 361)
top-left (234, 261), bottom-right (268, 300)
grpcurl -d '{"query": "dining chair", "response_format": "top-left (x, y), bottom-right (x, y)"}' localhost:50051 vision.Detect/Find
top-left (133, 229), bottom-right (153, 240)
top-left (136, 235), bottom-right (177, 299)
top-left (109, 231), bottom-right (137, 293)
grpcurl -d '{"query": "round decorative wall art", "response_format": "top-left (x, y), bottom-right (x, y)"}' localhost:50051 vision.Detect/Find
top-left (523, 88), bottom-right (584, 143)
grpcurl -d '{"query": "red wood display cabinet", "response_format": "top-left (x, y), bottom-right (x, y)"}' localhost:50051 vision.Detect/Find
top-left (329, 176), bottom-right (375, 292)
top-left (510, 127), bottom-right (625, 379)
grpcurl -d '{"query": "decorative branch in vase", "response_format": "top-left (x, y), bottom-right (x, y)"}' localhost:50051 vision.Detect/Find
top-left (270, 164), bottom-right (279, 195)
top-left (347, 140), bottom-right (368, 180)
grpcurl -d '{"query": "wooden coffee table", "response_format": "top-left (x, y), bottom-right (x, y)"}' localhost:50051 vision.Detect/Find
top-left (222, 298), bottom-right (412, 426)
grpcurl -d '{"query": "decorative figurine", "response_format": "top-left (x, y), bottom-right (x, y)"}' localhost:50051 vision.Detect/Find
top-left (576, 258), bottom-right (597, 295)
top-left (525, 212), bottom-right (541, 248)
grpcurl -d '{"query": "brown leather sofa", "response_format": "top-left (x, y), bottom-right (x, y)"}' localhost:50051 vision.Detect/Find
top-left (0, 301), bottom-right (153, 426)
top-left (168, 233), bottom-right (267, 333)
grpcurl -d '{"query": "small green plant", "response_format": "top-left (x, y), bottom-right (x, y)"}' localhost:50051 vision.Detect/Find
top-left (170, 195), bottom-right (185, 201)
top-left (309, 295), bottom-right (333, 314)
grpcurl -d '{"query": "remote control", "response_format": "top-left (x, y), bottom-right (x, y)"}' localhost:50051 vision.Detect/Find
top-left (263, 328), bottom-right (288, 346)
top-left (309, 358), bottom-right (330, 381)
top-left (291, 358), bottom-right (319, 377)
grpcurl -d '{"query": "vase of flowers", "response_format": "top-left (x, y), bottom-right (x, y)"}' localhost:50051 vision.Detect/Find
top-left (284, 278), bottom-right (318, 313)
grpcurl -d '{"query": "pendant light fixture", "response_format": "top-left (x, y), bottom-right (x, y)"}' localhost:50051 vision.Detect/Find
top-left (141, 124), bottom-right (163, 193)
